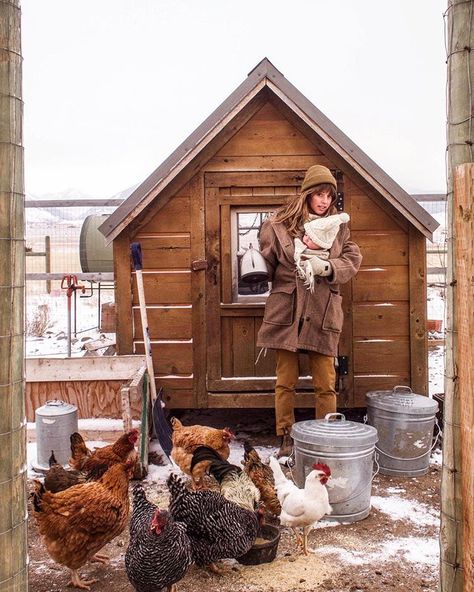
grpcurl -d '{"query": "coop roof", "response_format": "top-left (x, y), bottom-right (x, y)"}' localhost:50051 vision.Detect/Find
top-left (100, 58), bottom-right (438, 242)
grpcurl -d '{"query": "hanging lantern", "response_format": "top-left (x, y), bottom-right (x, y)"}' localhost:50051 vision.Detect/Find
top-left (240, 243), bottom-right (269, 284)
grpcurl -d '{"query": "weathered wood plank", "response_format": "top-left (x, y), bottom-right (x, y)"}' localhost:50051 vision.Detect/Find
top-left (353, 302), bottom-right (410, 337)
top-left (353, 373), bottom-right (411, 406)
top-left (205, 154), bottom-right (332, 172)
top-left (138, 197), bottom-right (191, 233)
top-left (216, 104), bottom-right (320, 157)
top-left (206, 392), bottom-right (316, 408)
top-left (25, 355), bottom-right (146, 382)
top-left (26, 380), bottom-right (128, 421)
top-left (133, 306), bottom-right (192, 339)
top-left (205, 186), bottom-right (222, 382)
top-left (352, 231), bottom-right (408, 266)
top-left (232, 317), bottom-right (256, 376)
top-left (408, 226), bottom-right (428, 395)
top-left (131, 271), bottom-right (191, 305)
top-left (189, 173), bottom-right (207, 408)
top-left (114, 232), bottom-right (134, 354)
top-left (220, 204), bottom-right (232, 303)
top-left (134, 341), bottom-right (193, 375)
top-left (454, 163), bottom-right (474, 585)
top-left (352, 266), bottom-right (409, 301)
top-left (206, 171), bottom-right (306, 188)
top-left (134, 234), bottom-right (191, 269)
top-left (351, 193), bottom-right (407, 232)
top-left (353, 338), bottom-right (410, 373)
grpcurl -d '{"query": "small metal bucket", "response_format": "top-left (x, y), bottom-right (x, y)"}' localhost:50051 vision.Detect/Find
top-left (35, 399), bottom-right (78, 470)
top-left (365, 386), bottom-right (439, 477)
top-left (291, 413), bottom-right (378, 523)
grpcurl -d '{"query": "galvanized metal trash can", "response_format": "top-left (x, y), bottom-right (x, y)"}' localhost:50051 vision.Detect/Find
top-left (365, 385), bottom-right (439, 477)
top-left (35, 400), bottom-right (78, 470)
top-left (291, 413), bottom-right (378, 523)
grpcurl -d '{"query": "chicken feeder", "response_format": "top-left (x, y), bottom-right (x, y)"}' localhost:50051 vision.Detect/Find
top-left (35, 400), bottom-right (78, 471)
top-left (291, 413), bottom-right (378, 523)
top-left (365, 385), bottom-right (439, 477)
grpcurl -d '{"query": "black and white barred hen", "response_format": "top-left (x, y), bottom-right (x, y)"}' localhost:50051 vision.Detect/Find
top-left (190, 445), bottom-right (261, 512)
top-left (125, 483), bottom-right (193, 592)
top-left (166, 473), bottom-right (261, 573)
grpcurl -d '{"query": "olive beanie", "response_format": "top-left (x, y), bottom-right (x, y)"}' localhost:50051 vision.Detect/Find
top-left (301, 165), bottom-right (337, 193)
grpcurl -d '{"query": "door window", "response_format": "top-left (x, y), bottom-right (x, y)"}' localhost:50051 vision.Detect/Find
top-left (231, 208), bottom-right (274, 303)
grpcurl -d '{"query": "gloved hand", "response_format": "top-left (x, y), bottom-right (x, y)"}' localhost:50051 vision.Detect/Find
top-left (309, 256), bottom-right (333, 277)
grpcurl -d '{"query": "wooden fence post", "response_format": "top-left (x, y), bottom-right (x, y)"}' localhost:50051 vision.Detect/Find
top-left (0, 0), bottom-right (27, 590)
top-left (454, 164), bottom-right (474, 590)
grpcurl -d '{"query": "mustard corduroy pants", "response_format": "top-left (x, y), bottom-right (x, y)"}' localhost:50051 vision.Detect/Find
top-left (275, 348), bottom-right (337, 436)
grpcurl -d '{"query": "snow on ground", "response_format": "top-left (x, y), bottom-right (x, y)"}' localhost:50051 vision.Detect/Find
top-left (371, 495), bottom-right (439, 527)
top-left (318, 536), bottom-right (439, 566)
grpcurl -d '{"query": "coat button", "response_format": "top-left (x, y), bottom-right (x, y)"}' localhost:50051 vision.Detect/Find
top-left (306, 316), bottom-right (310, 321)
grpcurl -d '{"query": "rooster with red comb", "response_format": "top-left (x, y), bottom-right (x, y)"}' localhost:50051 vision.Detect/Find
top-left (269, 457), bottom-right (332, 555)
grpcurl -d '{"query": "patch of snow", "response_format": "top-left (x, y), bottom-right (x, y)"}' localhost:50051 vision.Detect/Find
top-left (371, 495), bottom-right (439, 527)
top-left (430, 449), bottom-right (442, 466)
top-left (386, 487), bottom-right (406, 494)
top-left (319, 536), bottom-right (439, 566)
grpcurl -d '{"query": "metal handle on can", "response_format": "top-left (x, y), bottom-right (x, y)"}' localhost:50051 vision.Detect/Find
top-left (393, 385), bottom-right (414, 396)
top-left (324, 412), bottom-right (346, 422)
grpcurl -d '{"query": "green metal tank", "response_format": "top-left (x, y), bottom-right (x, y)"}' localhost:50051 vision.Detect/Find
top-left (80, 214), bottom-right (113, 272)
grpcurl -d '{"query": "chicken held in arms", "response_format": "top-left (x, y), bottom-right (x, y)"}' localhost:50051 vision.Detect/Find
top-left (170, 417), bottom-right (234, 489)
top-left (125, 483), bottom-right (193, 592)
top-left (269, 457), bottom-right (332, 555)
top-left (32, 459), bottom-right (135, 590)
top-left (242, 440), bottom-right (281, 516)
top-left (167, 473), bottom-right (260, 574)
top-left (69, 429), bottom-right (139, 476)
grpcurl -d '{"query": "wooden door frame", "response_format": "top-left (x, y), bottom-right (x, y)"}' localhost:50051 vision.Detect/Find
top-left (204, 171), bottom-right (316, 393)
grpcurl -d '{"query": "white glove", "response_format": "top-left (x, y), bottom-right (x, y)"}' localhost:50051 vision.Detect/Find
top-left (309, 256), bottom-right (333, 277)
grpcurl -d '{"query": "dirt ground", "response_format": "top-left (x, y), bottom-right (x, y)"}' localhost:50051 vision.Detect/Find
top-left (28, 409), bottom-right (440, 592)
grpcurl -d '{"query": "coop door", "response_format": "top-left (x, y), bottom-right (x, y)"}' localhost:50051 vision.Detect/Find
top-left (205, 172), bottom-right (319, 394)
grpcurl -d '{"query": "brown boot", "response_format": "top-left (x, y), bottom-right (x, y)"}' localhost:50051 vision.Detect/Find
top-left (276, 430), bottom-right (293, 458)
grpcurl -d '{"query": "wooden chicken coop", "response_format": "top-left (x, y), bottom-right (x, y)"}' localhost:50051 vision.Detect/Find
top-left (100, 58), bottom-right (438, 411)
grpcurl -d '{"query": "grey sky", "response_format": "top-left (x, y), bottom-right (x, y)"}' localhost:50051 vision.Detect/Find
top-left (22, 0), bottom-right (447, 198)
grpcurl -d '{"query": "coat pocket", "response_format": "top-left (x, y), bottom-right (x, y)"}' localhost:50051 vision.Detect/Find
top-left (322, 291), bottom-right (344, 333)
top-left (263, 286), bottom-right (296, 326)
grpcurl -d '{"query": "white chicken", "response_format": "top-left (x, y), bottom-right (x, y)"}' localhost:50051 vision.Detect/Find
top-left (269, 456), bottom-right (332, 555)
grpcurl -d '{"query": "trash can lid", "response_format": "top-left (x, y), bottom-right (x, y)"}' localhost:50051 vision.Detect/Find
top-left (291, 413), bottom-right (378, 448)
top-left (365, 386), bottom-right (439, 415)
top-left (35, 399), bottom-right (78, 417)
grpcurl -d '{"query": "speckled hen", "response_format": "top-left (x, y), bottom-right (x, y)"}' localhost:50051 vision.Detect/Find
top-left (166, 473), bottom-right (260, 573)
top-left (125, 484), bottom-right (193, 592)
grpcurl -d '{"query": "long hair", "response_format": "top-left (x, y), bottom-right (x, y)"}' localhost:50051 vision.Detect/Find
top-left (273, 184), bottom-right (338, 237)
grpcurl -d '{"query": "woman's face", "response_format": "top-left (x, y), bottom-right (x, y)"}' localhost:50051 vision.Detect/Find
top-left (308, 190), bottom-right (332, 215)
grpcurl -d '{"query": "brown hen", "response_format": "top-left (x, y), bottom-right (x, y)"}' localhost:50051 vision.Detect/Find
top-left (43, 450), bottom-right (87, 493)
top-left (69, 429), bottom-right (139, 476)
top-left (170, 417), bottom-right (234, 489)
top-left (32, 459), bottom-right (134, 589)
top-left (242, 440), bottom-right (281, 516)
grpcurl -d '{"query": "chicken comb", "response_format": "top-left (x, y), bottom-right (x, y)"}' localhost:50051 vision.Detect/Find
top-left (313, 462), bottom-right (331, 476)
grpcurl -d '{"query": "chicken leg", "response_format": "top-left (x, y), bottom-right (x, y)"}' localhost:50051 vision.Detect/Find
top-left (67, 569), bottom-right (97, 590)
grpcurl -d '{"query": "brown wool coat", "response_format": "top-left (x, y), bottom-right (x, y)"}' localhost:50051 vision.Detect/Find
top-left (256, 216), bottom-right (362, 356)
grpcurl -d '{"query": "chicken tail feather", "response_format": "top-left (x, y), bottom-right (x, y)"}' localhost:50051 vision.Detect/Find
top-left (32, 479), bottom-right (46, 512)
top-left (269, 456), bottom-right (287, 486)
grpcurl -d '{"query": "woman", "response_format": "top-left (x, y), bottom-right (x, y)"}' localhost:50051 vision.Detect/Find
top-left (256, 165), bottom-right (362, 457)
